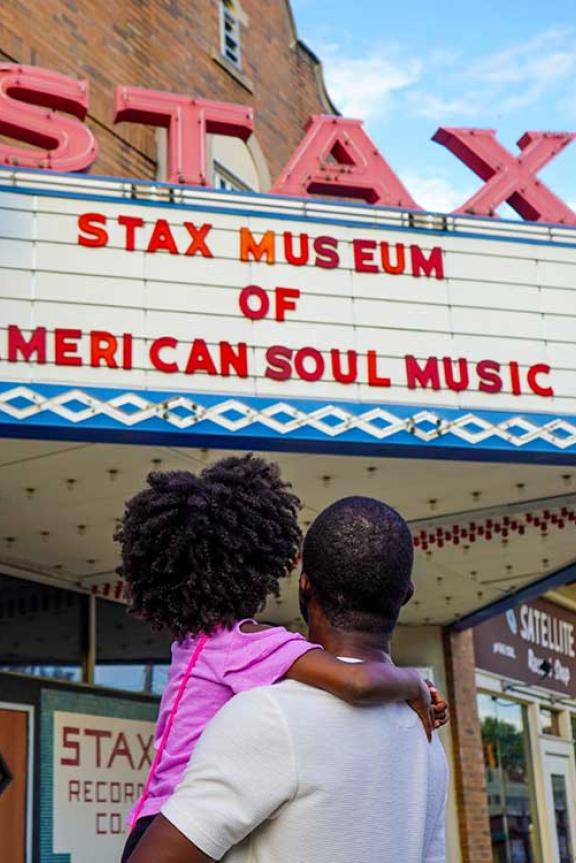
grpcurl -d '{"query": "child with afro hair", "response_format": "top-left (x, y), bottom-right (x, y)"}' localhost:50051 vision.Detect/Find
top-left (117, 454), bottom-right (446, 861)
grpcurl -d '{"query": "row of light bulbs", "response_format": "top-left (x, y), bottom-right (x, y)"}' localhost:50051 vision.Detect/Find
top-left (413, 506), bottom-right (576, 551)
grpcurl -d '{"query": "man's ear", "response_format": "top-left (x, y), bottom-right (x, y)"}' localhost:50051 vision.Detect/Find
top-left (299, 573), bottom-right (312, 623)
top-left (402, 580), bottom-right (415, 607)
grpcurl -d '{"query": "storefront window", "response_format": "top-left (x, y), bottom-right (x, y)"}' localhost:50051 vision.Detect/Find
top-left (94, 663), bottom-right (169, 694)
top-left (0, 573), bottom-right (85, 682)
top-left (95, 597), bottom-right (172, 694)
top-left (478, 693), bottom-right (541, 863)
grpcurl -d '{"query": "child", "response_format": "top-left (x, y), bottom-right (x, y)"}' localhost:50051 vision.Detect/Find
top-left (116, 454), bottom-right (447, 862)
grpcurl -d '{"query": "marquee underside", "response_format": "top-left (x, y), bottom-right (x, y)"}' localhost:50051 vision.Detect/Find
top-left (1, 437), bottom-right (575, 628)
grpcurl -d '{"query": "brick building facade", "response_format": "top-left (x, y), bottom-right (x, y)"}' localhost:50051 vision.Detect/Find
top-left (0, 0), bottom-right (335, 183)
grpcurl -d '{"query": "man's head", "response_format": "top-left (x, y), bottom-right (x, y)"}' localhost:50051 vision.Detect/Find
top-left (300, 496), bottom-right (414, 637)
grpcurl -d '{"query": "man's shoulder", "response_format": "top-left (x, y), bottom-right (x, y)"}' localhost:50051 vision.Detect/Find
top-left (212, 683), bottom-right (280, 720)
top-left (211, 679), bottom-right (333, 734)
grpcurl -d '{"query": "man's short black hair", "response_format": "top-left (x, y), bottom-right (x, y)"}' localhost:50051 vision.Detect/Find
top-left (302, 496), bottom-right (414, 634)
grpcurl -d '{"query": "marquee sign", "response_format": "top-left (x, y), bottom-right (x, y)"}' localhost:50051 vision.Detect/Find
top-left (1, 64), bottom-right (575, 223)
top-left (1, 171), bottom-right (576, 460)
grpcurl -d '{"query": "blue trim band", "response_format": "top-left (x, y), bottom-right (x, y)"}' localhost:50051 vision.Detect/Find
top-left (1, 382), bottom-right (576, 464)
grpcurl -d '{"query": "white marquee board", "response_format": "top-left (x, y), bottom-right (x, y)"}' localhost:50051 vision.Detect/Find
top-left (0, 171), bottom-right (575, 460)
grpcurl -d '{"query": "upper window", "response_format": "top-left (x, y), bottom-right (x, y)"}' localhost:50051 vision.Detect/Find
top-left (213, 161), bottom-right (251, 192)
top-left (220, 1), bottom-right (242, 69)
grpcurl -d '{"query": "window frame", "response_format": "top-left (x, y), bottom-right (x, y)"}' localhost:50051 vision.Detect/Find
top-left (219, 1), bottom-right (242, 70)
top-left (212, 160), bottom-right (251, 193)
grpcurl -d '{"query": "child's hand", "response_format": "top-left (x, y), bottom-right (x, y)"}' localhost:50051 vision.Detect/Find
top-left (429, 684), bottom-right (449, 729)
top-left (406, 674), bottom-right (434, 742)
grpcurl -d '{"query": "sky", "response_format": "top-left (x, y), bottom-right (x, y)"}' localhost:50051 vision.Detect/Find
top-left (290, 0), bottom-right (576, 216)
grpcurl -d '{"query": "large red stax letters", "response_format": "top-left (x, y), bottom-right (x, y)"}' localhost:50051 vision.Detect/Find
top-left (433, 127), bottom-right (576, 224)
top-left (0, 64), bottom-right (97, 171)
top-left (0, 64), bottom-right (575, 224)
top-left (271, 115), bottom-right (421, 208)
top-left (114, 86), bottom-right (254, 185)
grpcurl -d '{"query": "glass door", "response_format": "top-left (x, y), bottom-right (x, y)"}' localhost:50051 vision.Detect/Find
top-left (542, 739), bottom-right (576, 863)
top-left (477, 694), bottom-right (541, 863)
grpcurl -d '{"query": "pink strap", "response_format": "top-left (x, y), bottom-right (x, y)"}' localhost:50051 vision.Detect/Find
top-left (130, 632), bottom-right (209, 829)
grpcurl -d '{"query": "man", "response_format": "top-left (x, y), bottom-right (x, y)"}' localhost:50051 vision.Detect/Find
top-left (130, 496), bottom-right (448, 863)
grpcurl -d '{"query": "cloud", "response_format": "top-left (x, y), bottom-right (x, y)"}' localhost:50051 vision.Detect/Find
top-left (399, 172), bottom-right (473, 214)
top-left (320, 47), bottom-right (422, 120)
top-left (408, 92), bottom-right (483, 121)
top-left (466, 28), bottom-right (576, 87)
top-left (411, 27), bottom-right (576, 121)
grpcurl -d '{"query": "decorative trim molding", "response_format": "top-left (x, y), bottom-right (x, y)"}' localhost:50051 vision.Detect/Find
top-left (1, 385), bottom-right (576, 454)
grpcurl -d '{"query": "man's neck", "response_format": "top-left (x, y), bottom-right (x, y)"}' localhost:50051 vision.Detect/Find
top-left (308, 617), bottom-right (392, 663)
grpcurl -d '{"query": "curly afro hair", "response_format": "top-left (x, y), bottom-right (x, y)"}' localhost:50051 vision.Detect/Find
top-left (114, 454), bottom-right (302, 640)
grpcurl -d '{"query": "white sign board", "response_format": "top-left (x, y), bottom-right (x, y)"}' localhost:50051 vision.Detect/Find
top-left (52, 710), bottom-right (154, 863)
top-left (1, 173), bottom-right (575, 456)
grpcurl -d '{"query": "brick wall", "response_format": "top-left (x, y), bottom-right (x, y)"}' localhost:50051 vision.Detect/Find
top-left (0, 0), bottom-right (335, 183)
top-left (444, 628), bottom-right (493, 863)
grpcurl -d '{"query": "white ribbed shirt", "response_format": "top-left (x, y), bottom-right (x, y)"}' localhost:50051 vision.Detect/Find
top-left (162, 677), bottom-right (448, 863)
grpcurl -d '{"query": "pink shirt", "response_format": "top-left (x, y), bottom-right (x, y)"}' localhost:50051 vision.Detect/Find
top-left (132, 621), bottom-right (318, 821)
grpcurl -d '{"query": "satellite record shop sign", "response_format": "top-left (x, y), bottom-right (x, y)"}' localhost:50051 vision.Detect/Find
top-left (474, 598), bottom-right (576, 697)
top-left (0, 174), bottom-right (576, 456)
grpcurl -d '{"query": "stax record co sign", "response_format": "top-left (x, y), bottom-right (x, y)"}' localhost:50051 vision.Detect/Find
top-left (474, 598), bottom-right (576, 697)
top-left (1, 62), bottom-right (576, 224)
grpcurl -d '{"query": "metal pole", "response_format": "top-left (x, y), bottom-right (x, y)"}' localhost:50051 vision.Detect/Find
top-left (82, 593), bottom-right (97, 685)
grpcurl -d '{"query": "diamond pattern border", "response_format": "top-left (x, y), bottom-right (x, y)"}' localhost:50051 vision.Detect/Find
top-left (1, 386), bottom-right (576, 450)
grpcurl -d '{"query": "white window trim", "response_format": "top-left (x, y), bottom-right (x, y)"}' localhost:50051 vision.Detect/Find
top-left (220, 1), bottom-right (242, 70)
top-left (212, 160), bottom-right (251, 193)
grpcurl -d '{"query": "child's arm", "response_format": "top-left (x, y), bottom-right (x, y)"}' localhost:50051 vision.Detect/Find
top-left (285, 650), bottom-right (436, 741)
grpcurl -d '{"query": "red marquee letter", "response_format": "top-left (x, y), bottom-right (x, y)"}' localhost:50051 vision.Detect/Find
top-left (433, 127), bottom-right (576, 224)
top-left (0, 64), bottom-right (97, 171)
top-left (8, 325), bottom-right (46, 363)
top-left (272, 115), bottom-right (421, 208)
top-left (114, 86), bottom-right (253, 186)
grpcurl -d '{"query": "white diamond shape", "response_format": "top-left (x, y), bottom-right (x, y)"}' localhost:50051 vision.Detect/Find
top-left (0, 386), bottom-right (43, 418)
top-left (51, 390), bottom-right (97, 423)
top-left (162, 397), bottom-right (202, 429)
top-left (452, 413), bottom-right (495, 443)
top-left (206, 400), bottom-right (254, 431)
top-left (499, 416), bottom-right (540, 445)
top-left (309, 406), bottom-right (352, 437)
top-left (541, 420), bottom-right (576, 450)
top-left (260, 402), bottom-right (305, 433)
top-left (357, 408), bottom-right (404, 439)
top-left (410, 411), bottom-right (443, 442)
